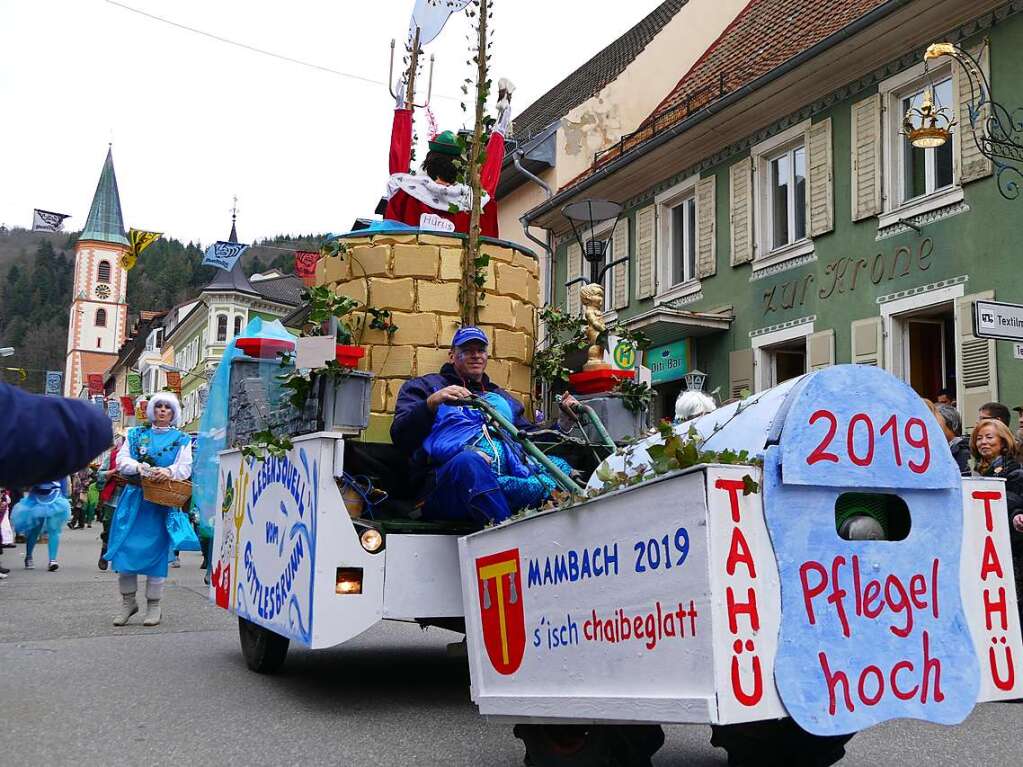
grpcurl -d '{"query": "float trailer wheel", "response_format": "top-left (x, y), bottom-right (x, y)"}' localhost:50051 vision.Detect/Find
top-left (710, 719), bottom-right (854, 767)
top-left (514, 724), bottom-right (664, 767)
top-left (238, 616), bottom-right (290, 674)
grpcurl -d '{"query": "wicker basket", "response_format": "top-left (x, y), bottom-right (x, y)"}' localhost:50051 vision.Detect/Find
top-left (141, 477), bottom-right (193, 508)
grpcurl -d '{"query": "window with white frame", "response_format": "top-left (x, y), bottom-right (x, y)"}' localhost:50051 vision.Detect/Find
top-left (766, 143), bottom-right (807, 250)
top-left (749, 119), bottom-right (817, 267)
top-left (216, 314), bottom-right (228, 342)
top-left (654, 175), bottom-right (700, 302)
top-left (878, 62), bottom-right (960, 224)
top-left (668, 196), bottom-right (697, 286)
top-left (898, 76), bottom-right (954, 204)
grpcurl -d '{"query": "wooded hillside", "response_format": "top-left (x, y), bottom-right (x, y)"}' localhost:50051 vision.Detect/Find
top-left (0, 228), bottom-right (324, 392)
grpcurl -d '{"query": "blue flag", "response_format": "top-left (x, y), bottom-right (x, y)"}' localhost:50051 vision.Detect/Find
top-left (202, 241), bottom-right (248, 271)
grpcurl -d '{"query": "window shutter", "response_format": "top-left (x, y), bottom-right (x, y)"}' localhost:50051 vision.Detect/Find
top-left (635, 205), bottom-right (656, 299)
top-left (956, 290), bottom-right (998, 429)
top-left (729, 158), bottom-right (753, 266)
top-left (612, 218), bottom-right (630, 310)
top-left (729, 348), bottom-right (754, 400)
top-left (695, 176), bottom-right (717, 279)
top-left (851, 317), bottom-right (883, 366)
top-left (850, 94), bottom-right (882, 221)
top-left (808, 329), bottom-right (835, 371)
top-left (957, 41), bottom-right (993, 184)
top-left (566, 242), bottom-right (582, 315)
top-left (807, 118), bottom-right (834, 237)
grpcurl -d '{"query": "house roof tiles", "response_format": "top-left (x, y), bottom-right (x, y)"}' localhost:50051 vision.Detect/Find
top-left (585, 0), bottom-right (888, 175)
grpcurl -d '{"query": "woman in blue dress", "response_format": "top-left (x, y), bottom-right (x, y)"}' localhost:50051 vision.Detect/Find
top-left (105, 392), bottom-right (192, 627)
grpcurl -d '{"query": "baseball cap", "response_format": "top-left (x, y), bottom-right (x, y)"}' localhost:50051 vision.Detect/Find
top-left (451, 326), bottom-right (489, 348)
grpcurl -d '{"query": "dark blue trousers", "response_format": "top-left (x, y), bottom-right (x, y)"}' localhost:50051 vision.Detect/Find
top-left (421, 451), bottom-right (511, 525)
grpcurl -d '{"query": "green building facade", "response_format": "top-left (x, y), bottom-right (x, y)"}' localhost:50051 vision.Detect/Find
top-left (534, 0), bottom-right (1022, 427)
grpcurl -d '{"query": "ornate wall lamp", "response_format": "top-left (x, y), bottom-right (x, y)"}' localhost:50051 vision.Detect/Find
top-left (912, 41), bottom-right (1023, 199)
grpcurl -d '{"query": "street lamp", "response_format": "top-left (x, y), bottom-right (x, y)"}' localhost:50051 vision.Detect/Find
top-left (684, 369), bottom-right (708, 393)
top-left (562, 199), bottom-right (626, 285)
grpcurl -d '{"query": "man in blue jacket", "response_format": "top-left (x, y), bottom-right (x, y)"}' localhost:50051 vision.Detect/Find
top-left (391, 326), bottom-right (576, 524)
top-left (0, 382), bottom-right (113, 488)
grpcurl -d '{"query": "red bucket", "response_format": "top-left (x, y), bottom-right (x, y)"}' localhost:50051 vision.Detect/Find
top-left (235, 338), bottom-right (296, 360)
top-left (336, 345), bottom-right (366, 368)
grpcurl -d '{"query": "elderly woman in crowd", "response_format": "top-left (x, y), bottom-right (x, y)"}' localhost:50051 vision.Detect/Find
top-left (104, 393), bottom-right (192, 627)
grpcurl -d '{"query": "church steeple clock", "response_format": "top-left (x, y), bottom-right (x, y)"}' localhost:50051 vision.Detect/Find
top-left (63, 146), bottom-right (130, 396)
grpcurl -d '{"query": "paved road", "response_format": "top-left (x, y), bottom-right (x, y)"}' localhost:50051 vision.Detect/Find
top-left (1, 530), bottom-right (1020, 766)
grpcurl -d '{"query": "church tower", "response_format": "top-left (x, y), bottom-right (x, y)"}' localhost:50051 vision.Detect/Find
top-left (64, 147), bottom-right (130, 396)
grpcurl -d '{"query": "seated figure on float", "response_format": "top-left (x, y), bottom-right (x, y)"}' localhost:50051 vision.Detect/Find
top-left (391, 326), bottom-right (577, 527)
top-left (383, 81), bottom-right (514, 236)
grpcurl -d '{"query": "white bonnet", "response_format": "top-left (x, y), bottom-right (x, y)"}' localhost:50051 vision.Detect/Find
top-left (146, 391), bottom-right (182, 427)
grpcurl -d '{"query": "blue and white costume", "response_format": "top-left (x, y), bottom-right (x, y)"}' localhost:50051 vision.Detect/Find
top-left (105, 393), bottom-right (192, 626)
top-left (11, 479), bottom-right (71, 568)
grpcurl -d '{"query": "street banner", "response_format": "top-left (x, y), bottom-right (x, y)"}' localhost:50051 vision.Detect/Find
top-left (136, 399), bottom-right (148, 422)
top-left (44, 370), bottom-right (63, 396)
top-left (294, 250), bottom-right (320, 286)
top-left (91, 394), bottom-right (106, 411)
top-left (197, 385), bottom-right (209, 409)
top-left (119, 395), bottom-right (135, 414)
top-left (87, 373), bottom-right (105, 396)
top-left (32, 209), bottom-right (71, 232)
top-left (126, 372), bottom-right (143, 396)
top-left (410, 0), bottom-right (471, 46)
top-left (202, 241), bottom-right (248, 271)
top-left (121, 228), bottom-right (163, 271)
top-left (165, 371), bottom-right (182, 396)
top-left (107, 398), bottom-right (122, 421)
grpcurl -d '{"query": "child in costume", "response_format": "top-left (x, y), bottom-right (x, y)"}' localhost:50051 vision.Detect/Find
top-left (11, 479), bottom-right (71, 571)
top-left (383, 80), bottom-right (514, 236)
top-left (105, 393), bottom-right (192, 627)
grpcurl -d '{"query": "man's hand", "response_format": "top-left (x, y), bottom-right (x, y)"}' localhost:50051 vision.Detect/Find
top-left (1013, 513), bottom-right (1023, 534)
top-left (426, 385), bottom-right (474, 412)
top-left (558, 394), bottom-right (581, 419)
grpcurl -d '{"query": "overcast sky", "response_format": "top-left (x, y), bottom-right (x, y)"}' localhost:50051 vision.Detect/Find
top-left (0, 0), bottom-right (666, 246)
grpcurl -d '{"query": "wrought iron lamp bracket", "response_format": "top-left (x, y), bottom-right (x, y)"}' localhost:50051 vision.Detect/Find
top-left (926, 40), bottom-right (1023, 200)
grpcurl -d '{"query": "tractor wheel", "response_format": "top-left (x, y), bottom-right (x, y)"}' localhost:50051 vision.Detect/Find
top-left (710, 719), bottom-right (854, 767)
top-left (238, 616), bottom-right (290, 674)
top-left (514, 723), bottom-right (664, 767)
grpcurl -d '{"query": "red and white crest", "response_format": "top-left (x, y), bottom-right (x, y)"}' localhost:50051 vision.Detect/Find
top-left (476, 548), bottom-right (526, 675)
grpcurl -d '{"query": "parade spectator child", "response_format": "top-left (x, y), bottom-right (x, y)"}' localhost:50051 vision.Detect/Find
top-left (11, 479), bottom-right (71, 571)
top-left (83, 469), bottom-right (100, 529)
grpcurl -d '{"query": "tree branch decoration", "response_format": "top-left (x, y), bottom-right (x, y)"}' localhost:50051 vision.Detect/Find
top-left (458, 0), bottom-right (494, 325)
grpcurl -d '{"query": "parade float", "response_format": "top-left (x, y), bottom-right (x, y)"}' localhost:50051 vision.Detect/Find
top-left (201, 3), bottom-right (1023, 766)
